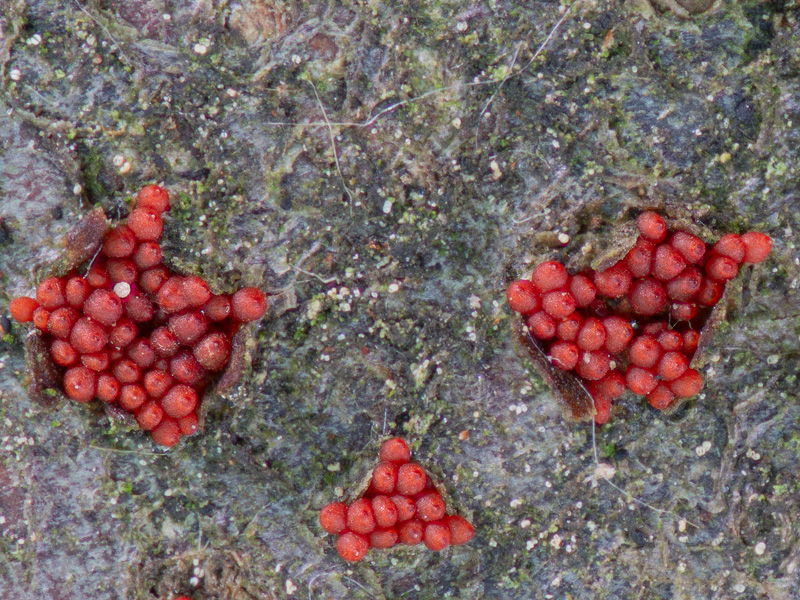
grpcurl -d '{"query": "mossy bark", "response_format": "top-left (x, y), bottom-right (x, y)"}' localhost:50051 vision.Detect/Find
top-left (1, 0), bottom-right (799, 598)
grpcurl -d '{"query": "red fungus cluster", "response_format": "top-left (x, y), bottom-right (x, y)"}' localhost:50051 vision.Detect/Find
top-left (319, 438), bottom-right (474, 562)
top-left (8, 185), bottom-right (268, 446)
top-left (507, 212), bottom-right (772, 423)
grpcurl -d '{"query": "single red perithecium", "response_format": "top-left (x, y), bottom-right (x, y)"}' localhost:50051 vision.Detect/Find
top-left (319, 502), bottom-right (348, 534)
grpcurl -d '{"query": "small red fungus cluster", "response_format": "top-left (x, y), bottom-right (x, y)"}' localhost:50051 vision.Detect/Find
top-left (319, 438), bottom-right (474, 562)
top-left (8, 185), bottom-right (268, 446)
top-left (507, 212), bottom-right (772, 422)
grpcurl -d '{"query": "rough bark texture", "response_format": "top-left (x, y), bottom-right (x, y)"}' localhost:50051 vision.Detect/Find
top-left (1, 0), bottom-right (799, 598)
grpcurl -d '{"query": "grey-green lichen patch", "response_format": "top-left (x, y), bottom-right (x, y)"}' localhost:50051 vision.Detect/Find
top-left (1, 0), bottom-right (800, 598)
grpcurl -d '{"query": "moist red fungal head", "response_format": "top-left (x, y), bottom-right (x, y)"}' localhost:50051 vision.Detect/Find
top-left (706, 255), bottom-right (739, 281)
top-left (391, 494), bottom-right (417, 521)
top-left (178, 414), bottom-right (198, 435)
top-left (336, 532), bottom-right (369, 562)
top-left (139, 266), bottom-right (170, 295)
top-left (628, 334), bottom-right (662, 368)
top-left (203, 295), bottom-right (231, 321)
top-left (506, 279), bottom-right (539, 314)
top-left (231, 287), bottom-right (268, 322)
top-left (192, 332), bottom-right (231, 371)
top-left (155, 276), bottom-right (189, 314)
top-left (50, 339), bottom-right (79, 367)
top-left (371, 461), bottom-right (398, 495)
top-left (132, 242), bottom-right (162, 270)
top-left (531, 260), bottom-right (569, 293)
top-left (347, 498), bottom-right (376, 535)
top-left (168, 311), bottom-right (210, 345)
top-left (549, 341), bottom-right (580, 370)
top-left (682, 330), bottom-right (700, 354)
top-left (37, 277), bottom-right (67, 309)
top-left (47, 307), bottom-right (80, 339)
top-left (396, 463), bottom-right (428, 495)
top-left (625, 366), bottom-right (658, 395)
top-left (636, 212), bottom-right (667, 243)
top-left (602, 316), bottom-right (633, 354)
top-left (423, 521), bottom-right (451, 551)
top-left (370, 527), bottom-right (399, 549)
top-left (143, 369), bottom-right (174, 399)
top-left (136, 185), bottom-right (170, 213)
top-left (65, 277), bottom-right (91, 308)
top-left (150, 326), bottom-right (180, 357)
top-left (81, 350), bottom-right (110, 372)
top-left (642, 320), bottom-right (668, 336)
top-left (83, 289), bottom-right (124, 326)
top-left (161, 384), bottom-right (198, 418)
top-left (113, 358), bottom-right (142, 384)
top-left (169, 350), bottom-right (206, 386)
top-left (575, 350), bottom-right (610, 381)
top-left (657, 351), bottom-right (689, 381)
top-left (568, 273), bottom-right (597, 307)
top-left (63, 366), bottom-right (97, 402)
top-left (118, 384), bottom-right (147, 411)
top-left (135, 401), bottom-right (164, 431)
top-left (183, 276), bottom-right (212, 308)
top-left (670, 301), bottom-right (698, 322)
top-left (652, 244), bottom-right (687, 281)
top-left (319, 503), bottom-right (348, 534)
top-left (32, 307), bottom-right (50, 331)
top-left (696, 277), bottom-right (723, 306)
top-left (9, 297), bottom-right (40, 322)
top-left (576, 317), bottom-right (606, 352)
top-left (541, 290), bottom-right (576, 319)
top-left (505, 214), bottom-right (772, 421)
top-left (96, 374), bottom-right (120, 403)
top-left (126, 208), bottom-right (163, 242)
top-left (70, 317), bottom-right (109, 355)
top-left (398, 519), bottom-right (424, 545)
top-left (527, 311), bottom-right (557, 340)
top-left (669, 369), bottom-right (703, 397)
top-left (666, 267), bottom-right (703, 302)
top-left (713, 234), bottom-right (746, 263)
top-left (126, 338), bottom-right (157, 368)
top-left (8, 185), bottom-right (268, 447)
top-left (320, 437), bottom-right (474, 561)
top-left (447, 515), bottom-right (475, 545)
top-left (741, 232), bottom-right (772, 263)
top-left (416, 491), bottom-right (446, 522)
top-left (379, 437), bottom-right (411, 463)
top-left (86, 261), bottom-right (111, 288)
top-left (594, 263), bottom-right (632, 298)
top-left (557, 313), bottom-right (582, 342)
top-left (106, 258), bottom-right (138, 284)
top-left (102, 225), bottom-right (137, 258)
top-left (625, 238), bottom-right (655, 278)
top-left (150, 418), bottom-right (181, 447)
top-left (656, 330), bottom-right (682, 352)
top-left (372, 495), bottom-right (399, 528)
top-left (595, 370), bottom-right (626, 400)
top-left (628, 278), bottom-right (668, 316)
top-left (670, 231), bottom-right (705, 264)
top-left (647, 383), bottom-right (675, 410)
top-left (125, 294), bottom-right (155, 323)
top-left (109, 318), bottom-right (138, 349)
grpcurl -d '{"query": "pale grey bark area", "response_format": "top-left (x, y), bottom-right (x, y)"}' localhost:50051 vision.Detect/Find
top-left (1, 1), bottom-right (799, 599)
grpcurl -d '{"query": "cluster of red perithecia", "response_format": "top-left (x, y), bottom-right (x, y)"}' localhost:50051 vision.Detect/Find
top-left (9, 185), bottom-right (268, 446)
top-left (507, 212), bottom-right (772, 423)
top-left (319, 438), bottom-right (474, 562)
